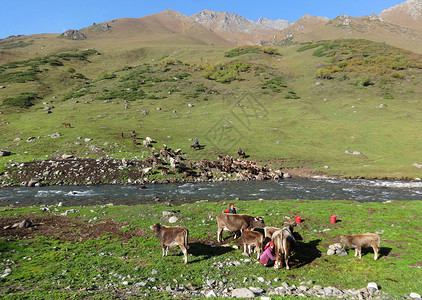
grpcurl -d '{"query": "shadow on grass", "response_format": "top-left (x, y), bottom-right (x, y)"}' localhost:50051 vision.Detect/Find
top-left (292, 239), bottom-right (322, 269)
top-left (187, 242), bottom-right (235, 264)
top-left (351, 246), bottom-right (392, 259)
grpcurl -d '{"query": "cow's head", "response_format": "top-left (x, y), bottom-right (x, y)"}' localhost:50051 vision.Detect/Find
top-left (254, 217), bottom-right (265, 228)
top-left (150, 223), bottom-right (161, 233)
top-left (283, 221), bottom-right (297, 233)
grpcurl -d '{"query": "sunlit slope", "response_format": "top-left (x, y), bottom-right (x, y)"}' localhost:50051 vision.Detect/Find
top-left (0, 41), bottom-right (421, 179)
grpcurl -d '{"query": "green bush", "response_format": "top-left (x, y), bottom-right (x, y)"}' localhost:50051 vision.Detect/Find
top-left (204, 62), bottom-right (250, 83)
top-left (3, 92), bottom-right (38, 108)
top-left (383, 92), bottom-right (394, 99)
top-left (0, 69), bottom-right (39, 83)
top-left (284, 89), bottom-right (300, 99)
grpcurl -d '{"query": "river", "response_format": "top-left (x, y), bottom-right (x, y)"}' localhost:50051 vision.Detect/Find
top-left (1, 178), bottom-right (422, 207)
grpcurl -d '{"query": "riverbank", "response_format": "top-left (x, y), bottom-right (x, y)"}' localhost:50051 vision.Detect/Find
top-left (1, 199), bottom-right (421, 299)
top-left (0, 154), bottom-right (296, 188)
top-left (2, 154), bottom-right (420, 189)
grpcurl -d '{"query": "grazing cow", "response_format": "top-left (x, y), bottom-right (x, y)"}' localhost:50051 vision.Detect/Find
top-left (340, 233), bottom-right (380, 260)
top-left (238, 148), bottom-right (246, 158)
top-left (143, 140), bottom-right (150, 147)
top-left (150, 223), bottom-right (189, 264)
top-left (62, 123), bottom-right (72, 128)
top-left (217, 213), bottom-right (265, 242)
top-left (241, 228), bottom-right (264, 260)
top-left (272, 221), bottom-right (297, 270)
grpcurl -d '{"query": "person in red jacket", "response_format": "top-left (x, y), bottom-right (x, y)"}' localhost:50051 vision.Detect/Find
top-left (224, 203), bottom-right (237, 214)
top-left (260, 241), bottom-right (276, 267)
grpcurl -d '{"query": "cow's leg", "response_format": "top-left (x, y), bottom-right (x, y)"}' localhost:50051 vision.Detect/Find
top-left (357, 247), bottom-right (362, 259)
top-left (162, 246), bottom-right (166, 257)
top-left (284, 251), bottom-right (290, 270)
top-left (180, 245), bottom-right (188, 264)
top-left (217, 226), bottom-right (223, 242)
top-left (248, 244), bottom-right (252, 256)
top-left (354, 247), bottom-right (358, 258)
top-left (373, 245), bottom-right (379, 260)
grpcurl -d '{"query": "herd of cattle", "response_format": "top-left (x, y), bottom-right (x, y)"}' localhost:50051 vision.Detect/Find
top-left (150, 213), bottom-right (381, 268)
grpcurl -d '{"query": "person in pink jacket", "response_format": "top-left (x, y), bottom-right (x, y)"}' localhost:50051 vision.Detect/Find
top-left (260, 241), bottom-right (276, 267)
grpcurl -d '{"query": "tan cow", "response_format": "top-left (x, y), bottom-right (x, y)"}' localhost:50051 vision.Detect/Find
top-left (217, 213), bottom-right (265, 242)
top-left (272, 221), bottom-right (297, 270)
top-left (264, 226), bottom-right (281, 239)
top-left (241, 228), bottom-right (264, 260)
top-left (340, 233), bottom-right (380, 260)
top-left (150, 223), bottom-right (189, 264)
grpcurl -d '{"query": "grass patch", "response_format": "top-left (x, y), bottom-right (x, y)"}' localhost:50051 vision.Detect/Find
top-left (0, 199), bottom-right (421, 298)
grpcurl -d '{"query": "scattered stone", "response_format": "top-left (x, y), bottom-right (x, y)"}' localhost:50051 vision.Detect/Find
top-left (232, 288), bottom-right (255, 298)
top-left (367, 282), bottom-right (378, 294)
top-left (205, 290), bottom-right (216, 298)
top-left (50, 132), bottom-right (62, 139)
top-left (18, 219), bottom-right (32, 228)
top-left (27, 178), bottom-right (40, 187)
top-left (410, 292), bottom-right (421, 299)
top-left (168, 216), bottom-right (178, 223)
top-left (412, 163), bottom-right (422, 169)
top-left (26, 137), bottom-right (35, 142)
top-left (249, 286), bottom-right (264, 294)
top-left (206, 279), bottom-right (215, 286)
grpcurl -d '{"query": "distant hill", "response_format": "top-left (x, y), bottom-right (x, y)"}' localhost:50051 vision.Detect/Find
top-left (1, 0), bottom-right (422, 65)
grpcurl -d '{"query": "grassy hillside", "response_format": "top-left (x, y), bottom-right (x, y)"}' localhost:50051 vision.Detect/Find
top-left (1, 40), bottom-right (422, 179)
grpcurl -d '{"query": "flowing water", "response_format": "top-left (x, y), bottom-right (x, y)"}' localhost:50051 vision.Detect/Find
top-left (1, 178), bottom-right (422, 207)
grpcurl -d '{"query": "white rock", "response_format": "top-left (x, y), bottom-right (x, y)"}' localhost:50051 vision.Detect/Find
top-left (367, 282), bottom-right (378, 293)
top-left (205, 290), bottom-right (216, 298)
top-left (232, 288), bottom-right (255, 298)
top-left (249, 286), bottom-right (264, 294)
top-left (168, 216), bottom-right (178, 223)
top-left (326, 249), bottom-right (335, 255)
top-left (410, 292), bottom-right (421, 299)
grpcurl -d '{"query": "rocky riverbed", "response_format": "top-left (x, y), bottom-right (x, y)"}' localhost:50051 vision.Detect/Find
top-left (0, 151), bottom-right (312, 187)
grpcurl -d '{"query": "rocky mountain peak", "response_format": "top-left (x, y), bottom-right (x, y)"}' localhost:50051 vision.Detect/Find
top-left (381, 0), bottom-right (422, 19)
top-left (257, 17), bottom-right (291, 30)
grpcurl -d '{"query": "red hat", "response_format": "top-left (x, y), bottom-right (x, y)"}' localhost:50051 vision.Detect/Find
top-left (264, 241), bottom-right (274, 250)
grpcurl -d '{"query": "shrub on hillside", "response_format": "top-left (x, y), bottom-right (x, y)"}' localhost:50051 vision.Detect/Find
top-left (204, 62), bottom-right (250, 83)
top-left (224, 45), bottom-right (280, 57)
top-left (3, 92), bottom-right (38, 108)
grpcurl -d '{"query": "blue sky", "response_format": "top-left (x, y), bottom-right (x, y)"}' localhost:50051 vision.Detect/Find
top-left (0, 0), bottom-right (406, 39)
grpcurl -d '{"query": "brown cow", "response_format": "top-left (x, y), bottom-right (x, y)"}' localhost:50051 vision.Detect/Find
top-left (340, 233), bottom-right (380, 260)
top-left (217, 213), bottom-right (265, 242)
top-left (272, 221), bottom-right (297, 270)
top-left (241, 228), bottom-right (264, 260)
top-left (150, 223), bottom-right (189, 264)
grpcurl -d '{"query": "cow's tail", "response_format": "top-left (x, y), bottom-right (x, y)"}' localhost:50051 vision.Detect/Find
top-left (185, 228), bottom-right (189, 249)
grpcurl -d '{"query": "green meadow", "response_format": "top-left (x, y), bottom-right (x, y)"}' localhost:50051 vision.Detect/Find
top-left (1, 199), bottom-right (421, 298)
top-left (0, 40), bottom-right (421, 179)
